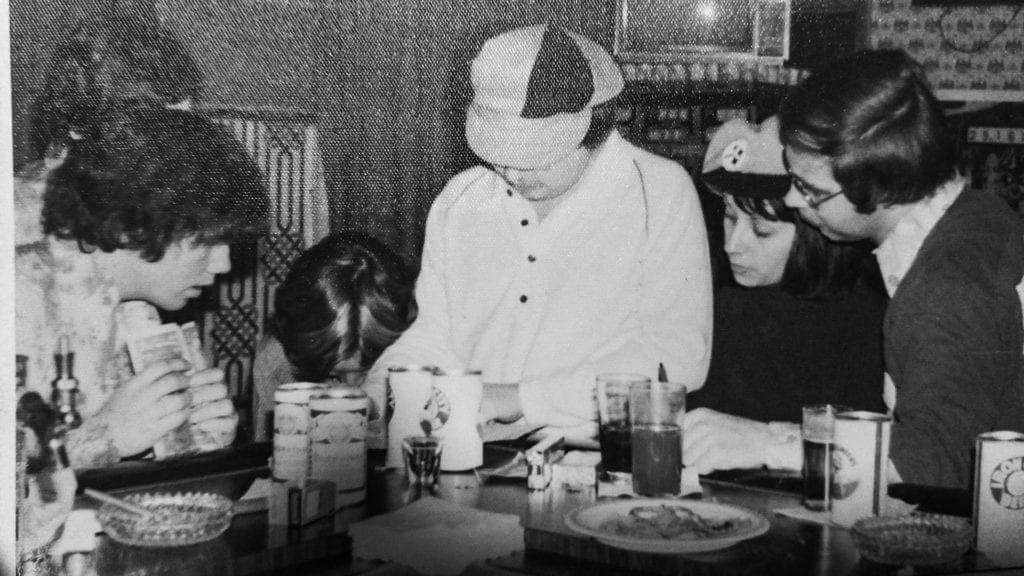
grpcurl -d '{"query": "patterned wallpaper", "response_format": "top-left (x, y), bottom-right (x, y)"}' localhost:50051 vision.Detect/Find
top-left (869, 0), bottom-right (1024, 95)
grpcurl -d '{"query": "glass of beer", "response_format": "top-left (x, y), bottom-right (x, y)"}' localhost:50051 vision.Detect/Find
top-left (801, 404), bottom-right (851, 511)
top-left (596, 373), bottom-right (649, 477)
top-left (630, 380), bottom-right (687, 495)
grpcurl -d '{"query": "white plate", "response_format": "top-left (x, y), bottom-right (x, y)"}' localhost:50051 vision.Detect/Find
top-left (564, 498), bottom-right (770, 554)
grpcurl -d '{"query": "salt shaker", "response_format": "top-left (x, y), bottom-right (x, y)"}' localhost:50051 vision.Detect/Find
top-left (431, 369), bottom-right (483, 471)
top-left (385, 365), bottom-right (436, 469)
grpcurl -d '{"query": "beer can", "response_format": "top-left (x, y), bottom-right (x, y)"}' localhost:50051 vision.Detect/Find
top-left (431, 368), bottom-right (483, 471)
top-left (830, 411), bottom-right (892, 527)
top-left (309, 385), bottom-right (368, 506)
top-left (272, 382), bottom-right (327, 484)
top-left (973, 430), bottom-right (1024, 564)
top-left (386, 365), bottom-right (437, 469)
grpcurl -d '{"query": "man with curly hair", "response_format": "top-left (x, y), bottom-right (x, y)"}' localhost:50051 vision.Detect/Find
top-left (16, 108), bottom-right (269, 468)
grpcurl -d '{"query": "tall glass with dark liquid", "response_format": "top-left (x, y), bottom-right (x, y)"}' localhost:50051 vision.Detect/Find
top-left (801, 404), bottom-right (850, 511)
top-left (596, 373), bottom-right (649, 476)
top-left (630, 380), bottom-right (687, 496)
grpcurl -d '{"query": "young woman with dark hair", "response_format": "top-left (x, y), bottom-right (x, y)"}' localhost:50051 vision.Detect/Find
top-left (682, 116), bottom-right (887, 475)
top-left (252, 232), bottom-right (418, 441)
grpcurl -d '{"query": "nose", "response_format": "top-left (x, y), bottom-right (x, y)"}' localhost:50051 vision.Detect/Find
top-left (723, 223), bottom-right (746, 255)
top-left (208, 244), bottom-right (231, 275)
top-left (783, 185), bottom-right (808, 209)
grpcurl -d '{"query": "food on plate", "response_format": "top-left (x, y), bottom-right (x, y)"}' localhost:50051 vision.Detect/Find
top-left (598, 504), bottom-right (750, 539)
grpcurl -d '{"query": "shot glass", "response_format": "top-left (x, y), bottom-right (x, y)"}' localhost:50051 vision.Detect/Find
top-left (403, 436), bottom-right (443, 489)
top-left (595, 373), bottom-right (650, 476)
top-left (801, 404), bottom-right (851, 511)
top-left (630, 381), bottom-right (686, 495)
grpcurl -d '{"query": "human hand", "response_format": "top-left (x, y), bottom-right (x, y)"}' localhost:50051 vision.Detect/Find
top-left (92, 359), bottom-right (192, 458)
top-left (186, 367), bottom-right (238, 449)
top-left (479, 383), bottom-right (523, 424)
top-left (681, 407), bottom-right (770, 475)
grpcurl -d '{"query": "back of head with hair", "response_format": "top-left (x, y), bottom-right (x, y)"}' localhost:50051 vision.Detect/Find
top-left (271, 232), bottom-right (418, 382)
top-left (32, 5), bottom-right (203, 157)
top-left (42, 108), bottom-right (269, 261)
top-left (779, 49), bottom-right (957, 213)
top-left (731, 195), bottom-right (880, 299)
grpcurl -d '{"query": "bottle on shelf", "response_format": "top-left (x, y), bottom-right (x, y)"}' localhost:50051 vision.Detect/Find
top-left (50, 335), bottom-right (83, 431)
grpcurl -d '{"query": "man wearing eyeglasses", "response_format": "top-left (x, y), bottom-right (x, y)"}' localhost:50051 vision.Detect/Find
top-left (779, 49), bottom-right (1024, 490)
top-left (364, 24), bottom-right (713, 444)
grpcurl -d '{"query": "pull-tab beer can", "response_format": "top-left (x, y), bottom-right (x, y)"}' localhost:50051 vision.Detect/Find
top-left (830, 411), bottom-right (892, 527)
top-left (386, 365), bottom-right (437, 469)
top-left (309, 385), bottom-right (368, 506)
top-left (273, 382), bottom-right (327, 484)
top-left (431, 368), bottom-right (483, 471)
top-left (973, 430), bottom-right (1024, 565)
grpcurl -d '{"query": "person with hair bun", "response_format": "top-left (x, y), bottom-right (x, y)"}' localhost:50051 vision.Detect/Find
top-left (682, 116), bottom-right (887, 475)
top-left (252, 232), bottom-right (418, 441)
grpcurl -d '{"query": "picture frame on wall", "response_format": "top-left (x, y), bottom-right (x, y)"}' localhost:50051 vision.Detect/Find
top-left (614, 0), bottom-right (791, 62)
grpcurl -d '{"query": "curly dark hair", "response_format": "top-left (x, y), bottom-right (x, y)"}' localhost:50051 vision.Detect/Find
top-left (270, 232), bottom-right (418, 382)
top-left (42, 108), bottom-right (268, 261)
top-left (31, 3), bottom-right (203, 157)
top-left (779, 50), bottom-right (957, 214)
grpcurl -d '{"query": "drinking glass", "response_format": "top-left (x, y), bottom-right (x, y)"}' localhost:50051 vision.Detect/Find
top-left (595, 373), bottom-right (649, 476)
top-left (801, 404), bottom-right (851, 511)
top-left (629, 381), bottom-right (687, 495)
top-left (403, 436), bottom-right (443, 489)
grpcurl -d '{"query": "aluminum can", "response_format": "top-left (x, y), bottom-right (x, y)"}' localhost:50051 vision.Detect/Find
top-left (431, 368), bottom-right (483, 471)
top-left (973, 430), bottom-right (1024, 564)
top-left (309, 385), bottom-right (368, 506)
top-left (830, 411), bottom-right (892, 527)
top-left (272, 382), bottom-right (327, 484)
top-left (386, 365), bottom-right (437, 469)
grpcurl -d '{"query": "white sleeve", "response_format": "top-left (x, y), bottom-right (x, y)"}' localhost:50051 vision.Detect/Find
top-left (364, 190), bottom-right (463, 421)
top-left (639, 164), bottom-right (713, 392)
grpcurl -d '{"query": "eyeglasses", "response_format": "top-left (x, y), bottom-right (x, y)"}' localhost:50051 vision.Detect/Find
top-left (790, 176), bottom-right (844, 209)
top-left (782, 151), bottom-right (844, 210)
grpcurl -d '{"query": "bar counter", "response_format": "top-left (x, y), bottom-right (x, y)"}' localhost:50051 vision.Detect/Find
top-left (64, 443), bottom-right (1022, 576)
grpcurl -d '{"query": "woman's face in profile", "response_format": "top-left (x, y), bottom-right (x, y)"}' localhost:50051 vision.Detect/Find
top-left (722, 194), bottom-right (795, 287)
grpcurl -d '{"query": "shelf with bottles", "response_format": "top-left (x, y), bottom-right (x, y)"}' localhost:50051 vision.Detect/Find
top-left (613, 86), bottom-right (784, 175)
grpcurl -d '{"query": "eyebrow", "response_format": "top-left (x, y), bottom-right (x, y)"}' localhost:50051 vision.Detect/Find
top-left (782, 150), bottom-right (834, 197)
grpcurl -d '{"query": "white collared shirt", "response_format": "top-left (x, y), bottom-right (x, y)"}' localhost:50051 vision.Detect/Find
top-left (366, 132), bottom-right (713, 435)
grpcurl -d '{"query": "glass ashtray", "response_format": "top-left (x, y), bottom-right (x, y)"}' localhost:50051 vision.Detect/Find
top-left (96, 492), bottom-right (234, 548)
top-left (851, 513), bottom-right (973, 566)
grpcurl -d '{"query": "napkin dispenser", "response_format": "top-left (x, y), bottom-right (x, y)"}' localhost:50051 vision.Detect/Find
top-left (268, 478), bottom-right (335, 526)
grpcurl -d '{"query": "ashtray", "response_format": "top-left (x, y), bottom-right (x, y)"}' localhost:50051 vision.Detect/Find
top-left (851, 513), bottom-right (973, 566)
top-left (97, 492), bottom-right (234, 547)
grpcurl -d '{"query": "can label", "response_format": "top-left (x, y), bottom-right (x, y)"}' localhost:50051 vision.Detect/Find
top-left (272, 382), bottom-right (327, 484)
top-left (309, 389), bottom-right (368, 506)
top-left (386, 365), bottom-right (437, 469)
top-left (974, 431), bottom-right (1024, 564)
top-left (831, 411), bottom-right (891, 527)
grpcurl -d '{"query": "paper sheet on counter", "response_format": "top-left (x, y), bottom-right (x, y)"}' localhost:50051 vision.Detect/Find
top-left (350, 496), bottom-right (523, 575)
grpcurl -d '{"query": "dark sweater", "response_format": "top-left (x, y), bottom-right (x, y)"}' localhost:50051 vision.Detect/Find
top-left (689, 282), bottom-right (888, 424)
top-left (886, 188), bottom-right (1024, 489)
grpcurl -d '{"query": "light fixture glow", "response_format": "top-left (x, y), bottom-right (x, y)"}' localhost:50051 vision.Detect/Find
top-left (697, 1), bottom-right (717, 19)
